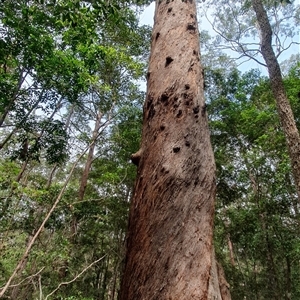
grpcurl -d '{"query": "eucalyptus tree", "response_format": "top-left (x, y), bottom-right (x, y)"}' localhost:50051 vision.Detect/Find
top-left (120, 0), bottom-right (230, 299)
top-left (251, 0), bottom-right (300, 201)
top-left (201, 0), bottom-right (300, 200)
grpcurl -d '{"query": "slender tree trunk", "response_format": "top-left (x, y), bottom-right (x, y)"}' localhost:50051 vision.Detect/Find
top-left (216, 260), bottom-right (231, 300)
top-left (100, 257), bottom-right (109, 300)
top-left (252, 0), bottom-right (300, 201)
top-left (14, 98), bottom-right (63, 183)
top-left (260, 215), bottom-right (280, 300)
top-left (78, 110), bottom-right (102, 201)
top-left (285, 256), bottom-right (291, 300)
top-left (46, 165), bottom-right (58, 189)
top-left (9, 230), bottom-right (35, 299)
top-left (0, 146), bottom-right (90, 298)
top-left (0, 69), bottom-right (26, 127)
top-left (120, 1), bottom-right (228, 299)
top-left (16, 159), bottom-right (29, 183)
top-left (46, 106), bottom-right (74, 189)
top-left (58, 110), bottom-right (103, 289)
top-left (110, 262), bottom-right (118, 300)
top-left (226, 233), bottom-right (235, 267)
top-left (0, 90), bottom-right (44, 150)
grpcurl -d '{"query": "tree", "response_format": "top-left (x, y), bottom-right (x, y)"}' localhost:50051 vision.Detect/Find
top-left (251, 0), bottom-right (300, 201)
top-left (120, 1), bottom-right (229, 299)
top-left (201, 0), bottom-right (300, 200)
top-left (0, 0), bottom-right (151, 298)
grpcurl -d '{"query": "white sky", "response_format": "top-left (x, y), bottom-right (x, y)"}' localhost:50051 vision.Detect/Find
top-left (138, 2), bottom-right (265, 73)
top-left (138, 1), bottom-right (299, 75)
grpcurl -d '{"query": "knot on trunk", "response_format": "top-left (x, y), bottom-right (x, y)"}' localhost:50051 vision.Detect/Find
top-left (131, 149), bottom-right (143, 166)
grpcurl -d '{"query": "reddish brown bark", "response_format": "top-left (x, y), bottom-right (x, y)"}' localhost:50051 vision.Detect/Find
top-left (252, 0), bottom-right (300, 201)
top-left (216, 260), bottom-right (231, 300)
top-left (120, 1), bottom-right (225, 299)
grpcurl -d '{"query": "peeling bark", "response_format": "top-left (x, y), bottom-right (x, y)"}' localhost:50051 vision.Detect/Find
top-left (120, 1), bottom-right (227, 299)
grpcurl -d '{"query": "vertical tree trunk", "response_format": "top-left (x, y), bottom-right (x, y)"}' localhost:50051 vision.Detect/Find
top-left (78, 110), bottom-right (102, 201)
top-left (0, 90), bottom-right (43, 150)
top-left (285, 256), bottom-right (291, 300)
top-left (261, 216), bottom-right (280, 300)
top-left (9, 230), bottom-right (35, 300)
top-left (0, 69), bottom-right (26, 127)
top-left (120, 1), bottom-right (227, 299)
top-left (16, 159), bottom-right (29, 183)
top-left (226, 233), bottom-right (235, 267)
top-left (46, 105), bottom-right (74, 189)
top-left (252, 0), bottom-right (300, 201)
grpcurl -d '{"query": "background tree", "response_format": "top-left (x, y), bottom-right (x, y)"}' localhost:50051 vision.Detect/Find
top-left (206, 64), bottom-right (300, 299)
top-left (200, 0), bottom-right (300, 200)
top-left (0, 0), bottom-right (151, 298)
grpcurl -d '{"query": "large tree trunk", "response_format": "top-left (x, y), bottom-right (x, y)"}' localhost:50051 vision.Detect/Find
top-left (252, 0), bottom-right (300, 201)
top-left (120, 1), bottom-right (228, 299)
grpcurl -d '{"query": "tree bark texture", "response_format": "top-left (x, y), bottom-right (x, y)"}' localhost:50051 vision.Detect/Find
top-left (120, 1), bottom-right (223, 299)
top-left (252, 0), bottom-right (300, 201)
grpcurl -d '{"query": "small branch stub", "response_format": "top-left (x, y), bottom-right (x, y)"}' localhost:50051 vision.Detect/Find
top-left (131, 149), bottom-right (143, 166)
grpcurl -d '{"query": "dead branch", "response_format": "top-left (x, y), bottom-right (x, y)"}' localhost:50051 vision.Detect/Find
top-left (44, 255), bottom-right (106, 300)
top-left (0, 267), bottom-right (45, 289)
top-left (0, 135), bottom-right (105, 298)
